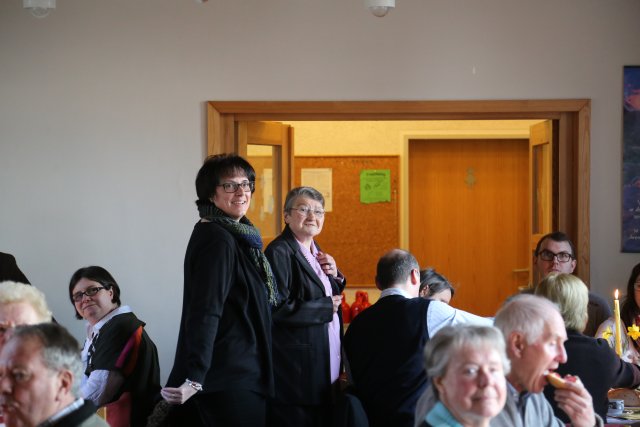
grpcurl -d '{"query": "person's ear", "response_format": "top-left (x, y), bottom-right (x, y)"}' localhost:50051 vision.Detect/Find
top-left (433, 375), bottom-right (445, 397)
top-left (56, 370), bottom-right (73, 401)
top-left (410, 269), bottom-right (420, 285)
top-left (509, 332), bottom-right (526, 359)
top-left (375, 276), bottom-right (383, 291)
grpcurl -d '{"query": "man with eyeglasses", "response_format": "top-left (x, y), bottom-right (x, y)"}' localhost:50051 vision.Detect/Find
top-left (532, 231), bottom-right (611, 336)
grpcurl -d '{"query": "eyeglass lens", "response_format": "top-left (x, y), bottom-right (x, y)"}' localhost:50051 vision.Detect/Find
top-left (221, 182), bottom-right (254, 193)
top-left (295, 206), bottom-right (325, 217)
top-left (72, 286), bottom-right (106, 302)
top-left (539, 250), bottom-right (572, 262)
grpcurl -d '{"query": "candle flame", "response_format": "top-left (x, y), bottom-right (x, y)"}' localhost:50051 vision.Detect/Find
top-left (615, 289), bottom-right (619, 299)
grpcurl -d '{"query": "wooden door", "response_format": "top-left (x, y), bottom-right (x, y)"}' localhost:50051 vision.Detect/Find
top-left (409, 139), bottom-right (529, 316)
top-left (529, 120), bottom-right (553, 287)
top-left (238, 121), bottom-right (294, 246)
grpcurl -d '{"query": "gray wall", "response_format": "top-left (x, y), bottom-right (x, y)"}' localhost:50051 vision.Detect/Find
top-left (1, 0), bottom-right (639, 382)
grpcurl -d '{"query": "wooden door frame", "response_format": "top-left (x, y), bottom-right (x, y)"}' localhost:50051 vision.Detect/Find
top-left (206, 99), bottom-right (591, 282)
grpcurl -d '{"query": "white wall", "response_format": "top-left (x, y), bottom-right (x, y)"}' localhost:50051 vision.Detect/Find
top-left (1, 0), bottom-right (639, 382)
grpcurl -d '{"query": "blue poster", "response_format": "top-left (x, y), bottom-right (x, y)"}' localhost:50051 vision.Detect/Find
top-left (622, 66), bottom-right (640, 251)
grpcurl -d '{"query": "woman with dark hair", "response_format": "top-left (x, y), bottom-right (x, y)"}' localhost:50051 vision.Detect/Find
top-left (69, 265), bottom-right (160, 427)
top-left (161, 154), bottom-right (276, 426)
top-left (264, 186), bottom-right (345, 427)
top-left (596, 262), bottom-right (640, 363)
top-left (419, 268), bottom-right (455, 304)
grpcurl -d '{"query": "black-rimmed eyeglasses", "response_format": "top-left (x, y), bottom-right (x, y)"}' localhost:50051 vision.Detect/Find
top-left (72, 286), bottom-right (108, 303)
top-left (218, 181), bottom-right (255, 193)
top-left (537, 250), bottom-right (573, 263)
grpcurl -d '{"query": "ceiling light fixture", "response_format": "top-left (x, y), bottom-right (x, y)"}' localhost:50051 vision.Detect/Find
top-left (364, 0), bottom-right (395, 17)
top-left (23, 0), bottom-right (55, 18)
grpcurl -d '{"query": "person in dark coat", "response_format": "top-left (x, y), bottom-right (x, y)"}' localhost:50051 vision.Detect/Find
top-left (0, 252), bottom-right (30, 284)
top-left (161, 154), bottom-right (276, 427)
top-left (265, 186), bottom-right (346, 427)
top-left (535, 273), bottom-right (640, 422)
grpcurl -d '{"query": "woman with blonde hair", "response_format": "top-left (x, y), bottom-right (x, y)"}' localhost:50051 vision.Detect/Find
top-left (535, 272), bottom-right (640, 422)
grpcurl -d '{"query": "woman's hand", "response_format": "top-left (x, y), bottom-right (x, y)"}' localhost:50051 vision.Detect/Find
top-left (317, 251), bottom-right (338, 277)
top-left (331, 295), bottom-right (343, 314)
top-left (160, 382), bottom-right (199, 405)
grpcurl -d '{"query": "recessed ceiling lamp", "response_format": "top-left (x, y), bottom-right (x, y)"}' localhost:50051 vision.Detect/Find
top-left (23, 0), bottom-right (55, 18)
top-left (364, 0), bottom-right (395, 17)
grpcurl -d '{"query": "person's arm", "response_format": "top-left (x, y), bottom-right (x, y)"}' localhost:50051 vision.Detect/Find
top-left (82, 370), bottom-right (125, 406)
top-left (426, 300), bottom-right (493, 337)
top-left (266, 242), bottom-right (334, 326)
top-left (162, 232), bottom-right (236, 405)
top-left (604, 338), bottom-right (640, 388)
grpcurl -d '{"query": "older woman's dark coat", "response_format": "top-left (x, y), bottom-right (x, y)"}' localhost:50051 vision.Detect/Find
top-left (265, 225), bottom-right (345, 406)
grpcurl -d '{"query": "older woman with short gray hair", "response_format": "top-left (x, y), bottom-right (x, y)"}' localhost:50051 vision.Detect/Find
top-left (418, 324), bottom-right (509, 427)
top-left (265, 186), bottom-right (346, 427)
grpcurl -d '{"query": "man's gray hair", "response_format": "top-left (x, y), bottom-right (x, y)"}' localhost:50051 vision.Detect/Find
top-left (0, 281), bottom-right (52, 322)
top-left (10, 323), bottom-right (83, 397)
top-left (494, 294), bottom-right (561, 344)
top-left (424, 324), bottom-right (510, 398)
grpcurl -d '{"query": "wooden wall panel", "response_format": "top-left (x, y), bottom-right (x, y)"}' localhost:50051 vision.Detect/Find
top-left (294, 156), bottom-right (400, 286)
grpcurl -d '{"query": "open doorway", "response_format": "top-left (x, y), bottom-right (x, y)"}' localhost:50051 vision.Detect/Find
top-left (206, 100), bottom-right (591, 308)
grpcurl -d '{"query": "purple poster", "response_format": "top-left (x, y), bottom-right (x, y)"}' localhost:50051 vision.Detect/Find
top-left (622, 66), bottom-right (640, 251)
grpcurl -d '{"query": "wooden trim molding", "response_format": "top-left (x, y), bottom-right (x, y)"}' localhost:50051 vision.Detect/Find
top-left (206, 99), bottom-right (591, 283)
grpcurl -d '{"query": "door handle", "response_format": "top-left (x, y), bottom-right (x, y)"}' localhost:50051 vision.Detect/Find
top-left (512, 268), bottom-right (529, 273)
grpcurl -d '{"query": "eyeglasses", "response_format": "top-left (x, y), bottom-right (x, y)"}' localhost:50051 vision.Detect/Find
top-left (538, 250), bottom-right (574, 263)
top-left (218, 181), bottom-right (255, 193)
top-left (72, 286), bottom-right (108, 303)
top-left (290, 206), bottom-right (325, 218)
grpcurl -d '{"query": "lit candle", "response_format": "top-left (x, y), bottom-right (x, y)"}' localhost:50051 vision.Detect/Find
top-left (614, 289), bottom-right (623, 356)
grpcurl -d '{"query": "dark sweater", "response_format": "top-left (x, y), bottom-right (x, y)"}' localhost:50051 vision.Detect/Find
top-left (344, 295), bottom-right (430, 427)
top-left (544, 328), bottom-right (640, 422)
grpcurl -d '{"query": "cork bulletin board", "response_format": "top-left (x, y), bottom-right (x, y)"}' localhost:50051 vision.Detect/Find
top-left (294, 156), bottom-right (400, 286)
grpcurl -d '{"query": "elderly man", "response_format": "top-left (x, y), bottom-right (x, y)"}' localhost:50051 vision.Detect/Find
top-left (0, 323), bottom-right (108, 427)
top-left (344, 249), bottom-right (491, 427)
top-left (492, 294), bottom-right (602, 427)
top-left (532, 231), bottom-right (611, 336)
top-left (0, 281), bottom-right (52, 349)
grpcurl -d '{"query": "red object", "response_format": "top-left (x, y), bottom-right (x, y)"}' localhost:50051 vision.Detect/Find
top-left (350, 291), bottom-right (365, 320)
top-left (361, 291), bottom-right (371, 310)
top-left (341, 292), bottom-right (351, 323)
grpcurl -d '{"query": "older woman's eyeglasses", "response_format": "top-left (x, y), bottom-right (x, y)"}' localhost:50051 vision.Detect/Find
top-left (538, 250), bottom-right (573, 263)
top-left (218, 181), bottom-right (255, 193)
top-left (72, 286), bottom-right (108, 303)
top-left (290, 206), bottom-right (325, 218)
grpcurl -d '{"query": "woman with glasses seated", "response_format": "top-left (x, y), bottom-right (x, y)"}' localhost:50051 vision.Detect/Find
top-left (161, 154), bottom-right (277, 427)
top-left (596, 262), bottom-right (640, 364)
top-left (69, 265), bottom-right (160, 427)
top-left (264, 186), bottom-right (346, 427)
